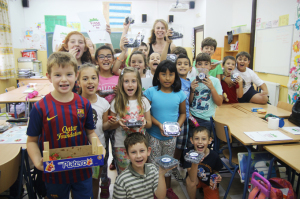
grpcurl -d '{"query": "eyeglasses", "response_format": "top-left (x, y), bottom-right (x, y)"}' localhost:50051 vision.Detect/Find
top-left (97, 54), bottom-right (113, 60)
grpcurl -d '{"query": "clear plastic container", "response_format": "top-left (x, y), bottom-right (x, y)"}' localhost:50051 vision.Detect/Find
top-left (99, 89), bottom-right (114, 95)
top-left (230, 72), bottom-right (239, 82)
top-left (168, 28), bottom-right (183, 40)
top-left (124, 118), bottom-right (143, 128)
top-left (155, 155), bottom-right (179, 169)
top-left (166, 54), bottom-right (177, 63)
top-left (210, 174), bottom-right (218, 190)
top-left (196, 68), bottom-right (209, 83)
top-left (163, 122), bottom-right (180, 136)
top-left (125, 14), bottom-right (135, 24)
top-left (184, 150), bottom-right (204, 164)
top-left (124, 33), bottom-right (141, 48)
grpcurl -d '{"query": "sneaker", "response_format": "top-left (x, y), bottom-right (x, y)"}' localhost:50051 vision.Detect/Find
top-left (172, 168), bottom-right (183, 182)
top-left (166, 188), bottom-right (179, 199)
top-left (100, 178), bottom-right (111, 199)
top-left (109, 162), bottom-right (116, 170)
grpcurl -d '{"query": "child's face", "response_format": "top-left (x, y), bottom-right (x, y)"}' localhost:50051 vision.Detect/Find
top-left (130, 54), bottom-right (145, 75)
top-left (47, 64), bottom-right (77, 95)
top-left (149, 53), bottom-right (160, 71)
top-left (196, 61), bottom-right (211, 71)
top-left (158, 69), bottom-right (175, 89)
top-left (138, 46), bottom-right (148, 58)
top-left (176, 58), bottom-right (191, 77)
top-left (223, 59), bottom-right (236, 75)
top-left (86, 39), bottom-right (95, 55)
top-left (123, 72), bottom-right (138, 99)
top-left (154, 22), bottom-right (166, 39)
top-left (236, 55), bottom-right (250, 72)
top-left (201, 45), bottom-right (215, 56)
top-left (190, 131), bottom-right (212, 153)
top-left (96, 49), bottom-right (113, 71)
top-left (127, 142), bottom-right (151, 170)
top-left (78, 67), bottom-right (99, 96)
top-left (66, 34), bottom-right (87, 60)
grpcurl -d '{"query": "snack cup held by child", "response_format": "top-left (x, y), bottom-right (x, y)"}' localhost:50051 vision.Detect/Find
top-left (124, 118), bottom-right (143, 128)
top-left (163, 122), bottom-right (180, 136)
top-left (196, 68), bottom-right (209, 83)
top-left (184, 150), bottom-right (204, 164)
top-left (155, 155), bottom-right (179, 169)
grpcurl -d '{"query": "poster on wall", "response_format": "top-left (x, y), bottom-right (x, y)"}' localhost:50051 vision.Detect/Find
top-left (78, 11), bottom-right (111, 44)
top-left (23, 27), bottom-right (46, 50)
top-left (102, 2), bottom-right (132, 32)
top-left (67, 22), bottom-right (81, 32)
top-left (45, 15), bottom-right (67, 32)
top-left (52, 25), bottom-right (74, 53)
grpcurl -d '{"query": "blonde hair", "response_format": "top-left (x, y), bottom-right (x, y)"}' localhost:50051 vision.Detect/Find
top-left (148, 19), bottom-right (168, 45)
top-left (47, 52), bottom-right (78, 75)
top-left (77, 63), bottom-right (100, 95)
top-left (114, 67), bottom-right (144, 118)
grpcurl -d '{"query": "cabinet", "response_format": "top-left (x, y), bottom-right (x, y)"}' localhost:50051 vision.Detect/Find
top-left (223, 33), bottom-right (251, 58)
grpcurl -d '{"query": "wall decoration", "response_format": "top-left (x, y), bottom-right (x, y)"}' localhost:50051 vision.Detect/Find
top-left (279, 14), bottom-right (289, 26)
top-left (45, 15), bottom-right (67, 32)
top-left (293, 41), bottom-right (300, 53)
top-left (67, 22), bottom-right (81, 32)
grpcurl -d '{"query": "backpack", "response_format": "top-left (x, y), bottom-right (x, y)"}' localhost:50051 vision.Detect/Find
top-left (249, 172), bottom-right (296, 199)
top-left (288, 98), bottom-right (300, 126)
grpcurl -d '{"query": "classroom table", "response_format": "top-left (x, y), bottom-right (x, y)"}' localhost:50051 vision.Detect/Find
top-left (264, 144), bottom-right (300, 196)
top-left (232, 103), bottom-right (292, 118)
top-left (0, 83), bottom-right (53, 103)
top-left (213, 115), bottom-right (300, 198)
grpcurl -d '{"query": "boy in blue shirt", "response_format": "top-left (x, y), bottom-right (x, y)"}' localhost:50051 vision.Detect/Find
top-left (27, 52), bottom-right (104, 199)
top-left (187, 53), bottom-right (223, 148)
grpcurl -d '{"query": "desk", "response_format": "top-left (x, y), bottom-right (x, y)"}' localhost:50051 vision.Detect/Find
top-left (0, 83), bottom-right (53, 103)
top-left (17, 78), bottom-right (49, 85)
top-left (232, 103), bottom-right (291, 118)
top-left (264, 144), bottom-right (300, 196)
top-left (215, 106), bottom-right (254, 118)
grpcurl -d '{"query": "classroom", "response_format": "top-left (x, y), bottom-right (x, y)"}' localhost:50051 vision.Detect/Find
top-left (0, 0), bottom-right (299, 199)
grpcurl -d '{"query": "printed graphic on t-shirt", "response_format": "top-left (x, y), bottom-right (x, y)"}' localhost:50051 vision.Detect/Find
top-left (197, 163), bottom-right (212, 182)
top-left (57, 126), bottom-right (82, 140)
top-left (191, 85), bottom-right (211, 112)
top-left (92, 108), bottom-right (98, 127)
top-left (122, 104), bottom-right (145, 135)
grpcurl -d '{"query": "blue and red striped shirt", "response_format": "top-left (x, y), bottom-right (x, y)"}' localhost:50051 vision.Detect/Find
top-left (27, 93), bottom-right (95, 184)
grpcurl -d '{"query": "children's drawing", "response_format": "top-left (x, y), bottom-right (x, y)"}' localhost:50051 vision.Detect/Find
top-left (295, 19), bottom-right (300, 30)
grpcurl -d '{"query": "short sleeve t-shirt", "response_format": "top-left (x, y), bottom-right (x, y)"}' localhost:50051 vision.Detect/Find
top-left (144, 86), bottom-right (186, 140)
top-left (180, 78), bottom-right (191, 118)
top-left (221, 80), bottom-right (239, 103)
top-left (233, 67), bottom-right (264, 94)
top-left (189, 76), bottom-right (223, 121)
top-left (98, 75), bottom-right (119, 103)
top-left (91, 95), bottom-right (110, 148)
top-left (110, 97), bottom-right (151, 147)
top-left (183, 148), bottom-right (223, 186)
top-left (27, 93), bottom-right (94, 184)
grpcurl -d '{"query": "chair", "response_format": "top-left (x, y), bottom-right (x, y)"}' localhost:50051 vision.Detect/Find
top-left (4, 86), bottom-right (19, 118)
top-left (17, 81), bottom-right (25, 88)
top-left (277, 101), bottom-right (293, 112)
top-left (5, 86), bottom-right (15, 92)
top-left (212, 118), bottom-right (248, 199)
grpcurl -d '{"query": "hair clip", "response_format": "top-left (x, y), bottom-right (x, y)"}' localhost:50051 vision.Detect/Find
top-left (121, 68), bottom-right (125, 75)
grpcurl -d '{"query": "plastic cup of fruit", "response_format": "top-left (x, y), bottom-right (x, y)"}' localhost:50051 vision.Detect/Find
top-left (163, 122), bottom-right (180, 136)
top-left (196, 68), bottom-right (209, 83)
top-left (155, 155), bottom-right (179, 169)
top-left (184, 150), bottom-right (205, 164)
top-left (124, 118), bottom-right (143, 128)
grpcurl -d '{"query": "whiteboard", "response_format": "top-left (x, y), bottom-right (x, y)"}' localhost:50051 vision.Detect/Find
top-left (254, 25), bottom-right (293, 76)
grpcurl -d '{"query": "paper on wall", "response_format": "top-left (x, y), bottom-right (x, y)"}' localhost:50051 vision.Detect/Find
top-left (52, 25), bottom-right (74, 53)
top-left (78, 11), bottom-right (111, 44)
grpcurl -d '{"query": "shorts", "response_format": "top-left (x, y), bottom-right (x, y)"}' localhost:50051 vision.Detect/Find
top-left (187, 116), bottom-right (212, 148)
top-left (196, 179), bottom-right (219, 199)
top-left (45, 176), bottom-right (93, 199)
top-left (145, 132), bottom-right (176, 177)
top-left (176, 118), bottom-right (189, 149)
top-left (238, 85), bottom-right (258, 103)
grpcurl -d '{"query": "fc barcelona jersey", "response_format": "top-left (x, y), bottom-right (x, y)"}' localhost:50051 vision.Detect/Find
top-left (27, 93), bottom-right (95, 184)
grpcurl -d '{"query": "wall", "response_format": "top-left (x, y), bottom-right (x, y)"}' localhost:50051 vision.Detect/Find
top-left (254, 0), bottom-right (296, 102)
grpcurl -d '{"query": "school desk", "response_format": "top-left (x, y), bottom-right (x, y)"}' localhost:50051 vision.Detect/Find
top-left (213, 116), bottom-right (300, 199)
top-left (17, 77), bottom-right (49, 85)
top-left (264, 144), bottom-right (300, 196)
top-left (232, 103), bottom-right (292, 118)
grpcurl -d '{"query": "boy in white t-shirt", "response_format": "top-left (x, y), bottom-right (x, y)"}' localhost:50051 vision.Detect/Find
top-left (222, 51), bottom-right (268, 104)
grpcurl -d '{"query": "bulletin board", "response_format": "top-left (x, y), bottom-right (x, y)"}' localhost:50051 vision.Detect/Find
top-left (46, 32), bottom-right (122, 57)
top-left (254, 25), bottom-right (294, 76)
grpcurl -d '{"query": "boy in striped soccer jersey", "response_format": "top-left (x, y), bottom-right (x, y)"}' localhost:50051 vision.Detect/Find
top-left (26, 52), bottom-right (104, 199)
top-left (113, 133), bottom-right (175, 199)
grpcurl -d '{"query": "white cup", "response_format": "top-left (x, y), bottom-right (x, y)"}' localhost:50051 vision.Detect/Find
top-left (268, 117), bottom-right (279, 130)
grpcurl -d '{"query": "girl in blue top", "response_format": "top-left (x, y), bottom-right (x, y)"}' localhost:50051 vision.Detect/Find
top-left (144, 60), bottom-right (186, 198)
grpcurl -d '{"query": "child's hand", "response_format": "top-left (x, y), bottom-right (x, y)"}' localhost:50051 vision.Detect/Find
top-left (235, 76), bottom-right (243, 86)
top-left (158, 164), bottom-right (177, 176)
top-left (216, 174), bottom-right (222, 183)
top-left (140, 117), bottom-right (146, 129)
top-left (159, 123), bottom-right (167, 137)
top-left (108, 116), bottom-right (117, 124)
top-left (120, 36), bottom-right (128, 51)
top-left (209, 179), bottom-right (216, 190)
top-left (113, 86), bottom-right (118, 94)
top-left (106, 24), bottom-right (111, 35)
top-left (190, 79), bottom-right (199, 92)
top-left (119, 119), bottom-right (129, 131)
top-left (123, 22), bottom-right (130, 32)
top-left (37, 157), bottom-right (44, 171)
top-left (224, 76), bottom-right (235, 88)
top-left (166, 29), bottom-right (173, 43)
top-left (69, 47), bottom-right (78, 58)
top-left (202, 77), bottom-right (213, 90)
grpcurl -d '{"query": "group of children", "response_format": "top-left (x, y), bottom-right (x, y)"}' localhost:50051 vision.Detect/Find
top-left (26, 19), bottom-right (269, 199)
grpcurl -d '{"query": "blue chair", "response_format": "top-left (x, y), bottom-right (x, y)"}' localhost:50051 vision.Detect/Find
top-left (212, 119), bottom-right (248, 199)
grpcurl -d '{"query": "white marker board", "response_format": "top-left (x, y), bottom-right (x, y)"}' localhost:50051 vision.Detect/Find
top-left (254, 25), bottom-right (293, 76)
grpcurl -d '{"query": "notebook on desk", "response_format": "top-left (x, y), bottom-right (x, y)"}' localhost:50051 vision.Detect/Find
top-left (244, 131), bottom-right (293, 142)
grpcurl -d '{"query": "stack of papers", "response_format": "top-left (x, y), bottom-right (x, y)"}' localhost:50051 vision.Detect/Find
top-left (244, 131), bottom-right (292, 142)
top-left (282, 127), bottom-right (300, 135)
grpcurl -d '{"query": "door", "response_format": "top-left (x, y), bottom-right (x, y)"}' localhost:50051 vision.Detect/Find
top-left (194, 25), bottom-right (204, 62)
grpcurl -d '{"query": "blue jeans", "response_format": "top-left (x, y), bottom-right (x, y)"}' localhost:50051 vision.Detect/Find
top-left (187, 116), bottom-right (212, 148)
top-left (45, 176), bottom-right (93, 199)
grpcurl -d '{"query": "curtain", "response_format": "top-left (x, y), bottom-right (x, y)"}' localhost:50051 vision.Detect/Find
top-left (0, 0), bottom-right (14, 79)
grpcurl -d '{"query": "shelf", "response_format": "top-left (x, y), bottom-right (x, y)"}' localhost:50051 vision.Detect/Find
top-left (225, 50), bottom-right (238, 52)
